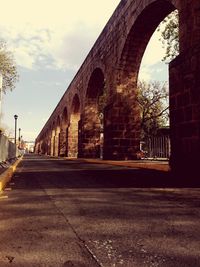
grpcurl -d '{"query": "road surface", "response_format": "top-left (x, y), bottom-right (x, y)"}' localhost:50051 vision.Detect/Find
top-left (0, 155), bottom-right (200, 266)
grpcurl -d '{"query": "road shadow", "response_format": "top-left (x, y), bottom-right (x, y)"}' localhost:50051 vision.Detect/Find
top-left (12, 155), bottom-right (200, 189)
top-left (1, 155), bottom-right (200, 267)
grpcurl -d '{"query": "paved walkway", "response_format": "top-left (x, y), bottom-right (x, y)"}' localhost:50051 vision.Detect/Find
top-left (79, 158), bottom-right (170, 172)
top-left (0, 155), bottom-right (200, 266)
top-left (0, 156), bottom-right (170, 193)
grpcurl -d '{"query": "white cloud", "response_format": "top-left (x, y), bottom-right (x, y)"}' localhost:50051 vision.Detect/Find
top-left (141, 30), bottom-right (165, 66)
top-left (0, 0), bottom-right (120, 71)
top-left (138, 66), bottom-right (152, 81)
top-left (53, 24), bottom-right (100, 70)
top-left (0, 0), bottom-right (167, 80)
top-left (138, 22), bottom-right (168, 82)
top-left (14, 47), bottom-right (35, 69)
top-left (22, 130), bottom-right (37, 141)
top-left (0, 0), bottom-right (120, 27)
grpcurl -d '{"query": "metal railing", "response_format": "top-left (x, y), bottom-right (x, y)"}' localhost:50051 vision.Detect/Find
top-left (141, 135), bottom-right (171, 159)
top-left (0, 132), bottom-right (19, 162)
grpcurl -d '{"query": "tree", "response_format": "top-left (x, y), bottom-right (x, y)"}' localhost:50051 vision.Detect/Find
top-left (0, 123), bottom-right (13, 137)
top-left (158, 10), bottom-right (179, 62)
top-left (0, 40), bottom-right (19, 93)
top-left (136, 80), bottom-right (169, 139)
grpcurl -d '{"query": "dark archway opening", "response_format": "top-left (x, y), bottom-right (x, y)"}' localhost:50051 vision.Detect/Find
top-left (82, 68), bottom-right (105, 158)
top-left (68, 94), bottom-right (81, 158)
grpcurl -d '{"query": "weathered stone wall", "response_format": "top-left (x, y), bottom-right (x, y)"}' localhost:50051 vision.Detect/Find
top-left (170, 49), bottom-right (200, 175)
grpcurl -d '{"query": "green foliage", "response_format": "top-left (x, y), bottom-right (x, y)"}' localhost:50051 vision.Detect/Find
top-left (0, 127), bottom-right (4, 134)
top-left (0, 40), bottom-right (19, 93)
top-left (158, 10), bottom-right (179, 62)
top-left (137, 80), bottom-right (169, 138)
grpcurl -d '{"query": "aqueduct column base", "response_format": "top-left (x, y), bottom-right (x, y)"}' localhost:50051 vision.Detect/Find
top-left (59, 128), bottom-right (68, 157)
top-left (170, 49), bottom-right (200, 177)
top-left (54, 134), bottom-right (60, 157)
top-left (50, 136), bottom-right (55, 156)
top-left (169, 1), bottom-right (200, 177)
top-left (68, 119), bottom-right (80, 158)
top-left (79, 100), bottom-right (101, 158)
top-left (103, 92), bottom-right (141, 160)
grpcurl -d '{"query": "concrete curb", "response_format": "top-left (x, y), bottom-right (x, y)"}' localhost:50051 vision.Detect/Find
top-left (0, 157), bottom-right (23, 192)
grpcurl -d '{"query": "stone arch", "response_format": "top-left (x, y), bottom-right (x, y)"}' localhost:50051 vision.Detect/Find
top-left (87, 68), bottom-right (105, 98)
top-left (81, 68), bottom-right (105, 158)
top-left (104, 0), bottom-right (177, 160)
top-left (72, 94), bottom-right (81, 114)
top-left (60, 107), bottom-right (69, 157)
top-left (62, 107), bottom-right (68, 124)
top-left (135, 5), bottom-right (178, 156)
top-left (118, 0), bottom-right (176, 87)
top-left (68, 94), bottom-right (81, 158)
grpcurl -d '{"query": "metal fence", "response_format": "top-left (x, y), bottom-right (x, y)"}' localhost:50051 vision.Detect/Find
top-left (141, 135), bottom-right (171, 159)
top-left (0, 132), bottom-right (19, 162)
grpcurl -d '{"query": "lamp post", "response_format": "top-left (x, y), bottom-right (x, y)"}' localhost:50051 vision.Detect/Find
top-left (14, 115), bottom-right (18, 144)
top-left (99, 112), bottom-right (104, 159)
top-left (18, 128), bottom-right (21, 148)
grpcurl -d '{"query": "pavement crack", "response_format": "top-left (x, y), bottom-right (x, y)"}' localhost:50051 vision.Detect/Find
top-left (41, 187), bottom-right (103, 267)
top-left (6, 255), bottom-right (15, 263)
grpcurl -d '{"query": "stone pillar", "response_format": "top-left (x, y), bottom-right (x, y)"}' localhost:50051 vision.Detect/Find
top-left (47, 137), bottom-right (51, 155)
top-left (54, 135), bottom-right (59, 157)
top-left (103, 92), bottom-right (140, 160)
top-left (169, 0), bottom-right (200, 177)
top-left (68, 115), bottom-right (80, 158)
top-left (178, 1), bottom-right (200, 54)
top-left (54, 130), bottom-right (60, 157)
top-left (50, 134), bottom-right (55, 156)
top-left (80, 99), bottom-right (101, 158)
top-left (35, 142), bottom-right (40, 154)
top-left (43, 139), bottom-right (48, 155)
top-left (169, 50), bottom-right (200, 176)
top-left (59, 127), bottom-right (68, 157)
top-left (41, 140), bottom-right (48, 155)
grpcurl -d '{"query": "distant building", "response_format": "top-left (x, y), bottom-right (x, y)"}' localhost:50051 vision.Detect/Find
top-left (24, 141), bottom-right (35, 153)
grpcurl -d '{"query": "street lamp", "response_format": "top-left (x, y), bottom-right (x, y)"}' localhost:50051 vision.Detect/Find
top-left (20, 135), bottom-right (23, 150)
top-left (18, 128), bottom-right (21, 148)
top-left (14, 115), bottom-right (18, 144)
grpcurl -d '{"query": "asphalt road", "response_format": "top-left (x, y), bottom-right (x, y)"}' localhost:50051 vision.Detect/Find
top-left (0, 154), bottom-right (200, 267)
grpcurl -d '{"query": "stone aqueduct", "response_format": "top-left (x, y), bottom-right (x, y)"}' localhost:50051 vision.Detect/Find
top-left (35, 0), bottom-right (200, 176)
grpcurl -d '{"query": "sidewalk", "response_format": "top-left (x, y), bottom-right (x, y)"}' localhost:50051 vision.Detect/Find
top-left (76, 158), bottom-right (170, 172)
top-left (0, 156), bottom-right (170, 192)
top-left (0, 157), bottom-right (22, 192)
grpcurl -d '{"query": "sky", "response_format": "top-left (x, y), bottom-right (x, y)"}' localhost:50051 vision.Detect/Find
top-left (0, 0), bottom-right (168, 142)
